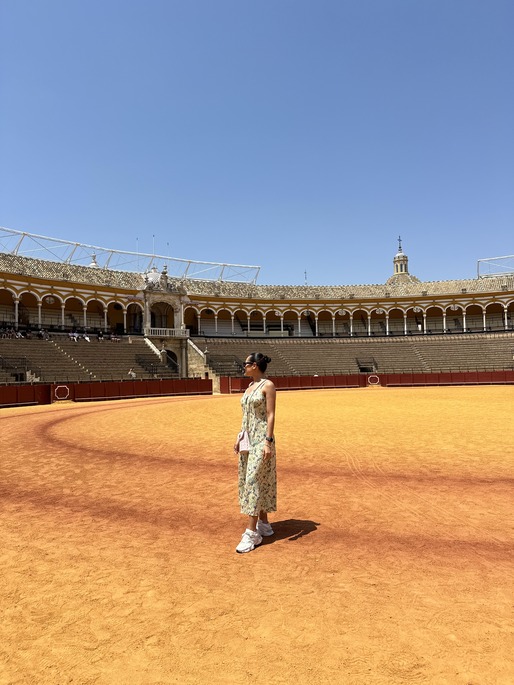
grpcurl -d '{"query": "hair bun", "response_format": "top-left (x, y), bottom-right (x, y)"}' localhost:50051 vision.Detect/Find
top-left (264, 356), bottom-right (271, 364)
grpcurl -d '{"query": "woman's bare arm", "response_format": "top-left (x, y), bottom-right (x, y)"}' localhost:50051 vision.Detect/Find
top-left (264, 381), bottom-right (276, 439)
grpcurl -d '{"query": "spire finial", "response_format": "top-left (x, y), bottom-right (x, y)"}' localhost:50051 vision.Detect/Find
top-left (397, 235), bottom-right (402, 252)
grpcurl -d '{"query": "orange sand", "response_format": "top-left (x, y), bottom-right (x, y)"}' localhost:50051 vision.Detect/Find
top-left (1, 386), bottom-right (513, 684)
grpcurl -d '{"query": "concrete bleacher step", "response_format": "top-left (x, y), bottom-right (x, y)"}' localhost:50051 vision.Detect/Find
top-left (0, 335), bottom-right (178, 383)
top-left (195, 332), bottom-right (514, 376)
top-left (2, 332), bottom-right (513, 384)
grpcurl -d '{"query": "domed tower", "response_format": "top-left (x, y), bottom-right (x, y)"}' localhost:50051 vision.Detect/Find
top-left (393, 236), bottom-right (409, 275)
top-left (386, 236), bottom-right (420, 285)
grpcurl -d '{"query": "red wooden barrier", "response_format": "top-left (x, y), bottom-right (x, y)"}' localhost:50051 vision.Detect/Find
top-left (322, 376), bottom-right (336, 387)
top-left (74, 383), bottom-right (92, 400)
top-left (2, 368), bottom-right (512, 408)
top-left (0, 386), bottom-right (20, 406)
top-left (16, 385), bottom-right (36, 404)
top-left (34, 384), bottom-right (51, 404)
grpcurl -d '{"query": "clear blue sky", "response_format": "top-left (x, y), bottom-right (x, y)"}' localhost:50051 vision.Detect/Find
top-left (1, 0), bottom-right (513, 285)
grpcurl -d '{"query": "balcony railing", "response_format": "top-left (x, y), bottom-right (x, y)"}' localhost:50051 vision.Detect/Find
top-left (144, 327), bottom-right (190, 338)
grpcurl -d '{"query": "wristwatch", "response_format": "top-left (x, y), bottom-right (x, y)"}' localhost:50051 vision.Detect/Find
top-left (265, 437), bottom-right (274, 443)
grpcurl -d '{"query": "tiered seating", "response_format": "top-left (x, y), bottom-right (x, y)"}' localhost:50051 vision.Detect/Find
top-left (198, 332), bottom-right (514, 376)
top-left (0, 338), bottom-right (91, 382)
top-left (201, 338), bottom-right (295, 375)
top-left (51, 336), bottom-right (176, 380)
top-left (207, 355), bottom-right (245, 376)
top-left (199, 318), bottom-right (245, 336)
top-left (1, 304), bottom-right (109, 331)
top-left (0, 368), bottom-right (15, 383)
top-left (413, 334), bottom-right (514, 371)
top-left (3, 332), bottom-right (512, 384)
top-left (0, 335), bottom-right (177, 382)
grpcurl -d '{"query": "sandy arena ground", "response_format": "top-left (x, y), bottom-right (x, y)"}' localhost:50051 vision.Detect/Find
top-left (1, 386), bottom-right (513, 685)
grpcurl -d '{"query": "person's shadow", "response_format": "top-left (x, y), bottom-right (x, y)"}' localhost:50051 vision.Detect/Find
top-left (261, 519), bottom-right (320, 545)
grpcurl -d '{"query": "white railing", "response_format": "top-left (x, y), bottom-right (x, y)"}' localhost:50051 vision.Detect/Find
top-left (144, 327), bottom-right (190, 338)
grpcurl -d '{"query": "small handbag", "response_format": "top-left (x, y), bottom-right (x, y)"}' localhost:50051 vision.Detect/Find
top-left (236, 430), bottom-right (250, 454)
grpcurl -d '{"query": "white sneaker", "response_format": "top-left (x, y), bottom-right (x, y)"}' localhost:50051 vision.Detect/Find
top-left (256, 520), bottom-right (274, 537)
top-left (236, 529), bottom-right (263, 554)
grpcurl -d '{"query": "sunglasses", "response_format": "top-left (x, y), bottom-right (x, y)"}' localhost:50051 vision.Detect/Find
top-left (243, 361), bottom-right (254, 366)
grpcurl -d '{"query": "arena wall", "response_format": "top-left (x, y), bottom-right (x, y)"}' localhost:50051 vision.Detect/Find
top-left (1, 251), bottom-right (514, 390)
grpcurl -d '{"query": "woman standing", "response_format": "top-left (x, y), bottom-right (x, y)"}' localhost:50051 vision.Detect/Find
top-left (234, 352), bottom-right (277, 553)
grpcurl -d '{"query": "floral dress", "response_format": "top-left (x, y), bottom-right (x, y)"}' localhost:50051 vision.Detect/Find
top-left (238, 380), bottom-right (277, 515)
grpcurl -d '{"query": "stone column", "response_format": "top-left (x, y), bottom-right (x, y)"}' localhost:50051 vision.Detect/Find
top-left (297, 314), bottom-right (301, 337)
top-left (83, 306), bottom-right (88, 329)
top-left (482, 309), bottom-right (487, 332)
top-left (423, 311), bottom-right (427, 334)
top-left (385, 314), bottom-right (389, 336)
top-left (14, 298), bottom-right (19, 330)
top-left (442, 311), bottom-right (447, 333)
top-left (231, 314), bottom-right (235, 335)
top-left (367, 313), bottom-right (371, 337)
top-left (332, 315), bottom-right (335, 337)
top-left (104, 308), bottom-right (108, 332)
top-left (349, 313), bottom-right (353, 336)
top-left (123, 309), bottom-right (127, 334)
top-left (61, 303), bottom-right (65, 330)
top-left (403, 312), bottom-right (408, 335)
top-left (504, 306), bottom-right (508, 330)
top-left (180, 340), bottom-right (187, 378)
top-left (37, 301), bottom-right (42, 329)
top-left (462, 310), bottom-right (467, 332)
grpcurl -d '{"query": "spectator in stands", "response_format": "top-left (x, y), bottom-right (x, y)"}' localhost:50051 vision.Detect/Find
top-left (234, 352), bottom-right (277, 554)
top-left (97, 330), bottom-right (104, 341)
top-left (83, 333), bottom-right (91, 342)
top-left (127, 368), bottom-right (136, 379)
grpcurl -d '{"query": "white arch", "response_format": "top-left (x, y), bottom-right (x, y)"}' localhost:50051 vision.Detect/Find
top-left (0, 286), bottom-right (20, 300)
top-left (64, 294), bottom-right (87, 307)
top-left (184, 305), bottom-right (201, 315)
top-left (84, 296), bottom-right (108, 307)
top-left (18, 289), bottom-right (41, 301)
top-left (104, 298), bottom-right (127, 309)
top-left (39, 292), bottom-right (64, 305)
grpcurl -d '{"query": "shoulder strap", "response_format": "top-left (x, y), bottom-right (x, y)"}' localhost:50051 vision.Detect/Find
top-left (246, 379), bottom-right (266, 400)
